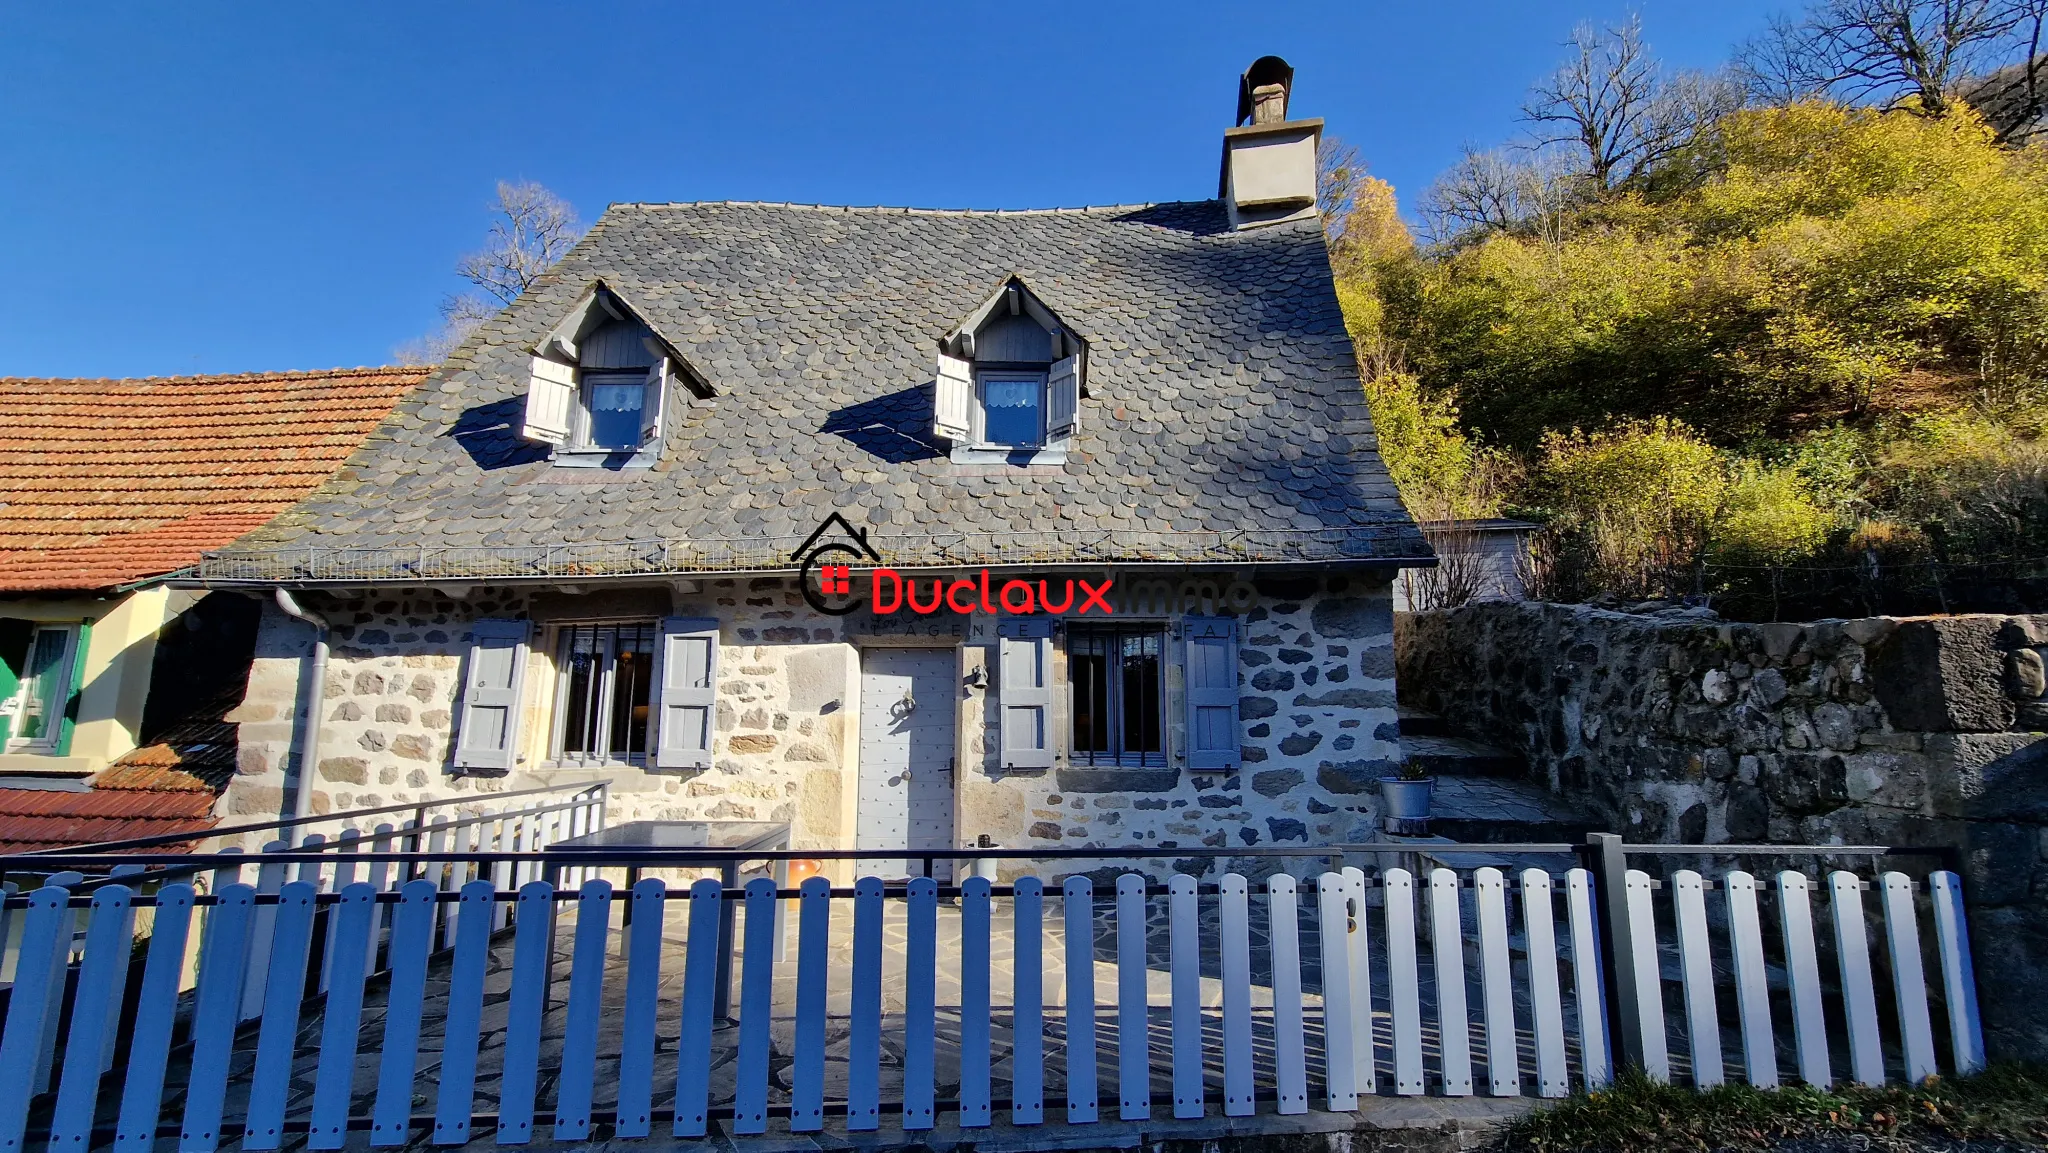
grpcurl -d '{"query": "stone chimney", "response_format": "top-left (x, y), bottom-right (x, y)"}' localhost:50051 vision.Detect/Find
top-left (1219, 56), bottom-right (1323, 231)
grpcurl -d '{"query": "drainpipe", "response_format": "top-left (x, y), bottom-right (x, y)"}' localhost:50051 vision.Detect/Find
top-left (273, 589), bottom-right (330, 848)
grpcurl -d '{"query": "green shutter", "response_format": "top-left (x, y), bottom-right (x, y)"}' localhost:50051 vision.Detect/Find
top-left (0, 619), bottom-right (30, 745)
top-left (56, 621), bottom-right (90, 757)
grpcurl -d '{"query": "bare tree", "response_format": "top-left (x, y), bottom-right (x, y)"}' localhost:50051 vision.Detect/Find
top-left (1318, 137), bottom-right (1371, 234)
top-left (1524, 15), bottom-right (1741, 190)
top-left (1419, 147), bottom-right (1584, 245)
top-left (1737, 0), bottom-right (2048, 140)
top-left (1964, 3), bottom-right (2048, 138)
top-left (396, 181), bottom-right (585, 364)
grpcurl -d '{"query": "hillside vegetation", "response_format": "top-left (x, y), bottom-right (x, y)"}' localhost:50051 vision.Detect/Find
top-left (1336, 9), bottom-right (2048, 616)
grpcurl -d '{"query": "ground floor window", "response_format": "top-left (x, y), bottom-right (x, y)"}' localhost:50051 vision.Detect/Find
top-left (1068, 623), bottom-right (1165, 767)
top-left (3, 623), bottom-right (78, 752)
top-left (551, 622), bottom-right (655, 765)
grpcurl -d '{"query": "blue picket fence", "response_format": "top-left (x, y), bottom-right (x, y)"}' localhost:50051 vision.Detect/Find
top-left (0, 850), bottom-right (1987, 1150)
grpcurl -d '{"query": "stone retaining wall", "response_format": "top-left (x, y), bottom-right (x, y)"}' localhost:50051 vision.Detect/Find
top-left (1397, 601), bottom-right (2048, 1059)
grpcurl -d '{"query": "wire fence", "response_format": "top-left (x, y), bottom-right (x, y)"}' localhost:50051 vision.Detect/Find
top-left (1693, 555), bottom-right (2048, 622)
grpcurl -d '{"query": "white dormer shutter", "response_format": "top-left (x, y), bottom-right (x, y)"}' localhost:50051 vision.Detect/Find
top-left (640, 357), bottom-right (669, 447)
top-left (1046, 354), bottom-right (1080, 441)
top-left (521, 357), bottom-right (577, 446)
top-left (934, 352), bottom-right (973, 442)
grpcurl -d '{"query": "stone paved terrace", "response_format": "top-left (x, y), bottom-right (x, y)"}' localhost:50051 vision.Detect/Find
top-left (89, 884), bottom-right (1585, 1152)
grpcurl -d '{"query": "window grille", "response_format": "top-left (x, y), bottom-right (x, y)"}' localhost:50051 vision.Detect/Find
top-left (1068, 623), bottom-right (1166, 767)
top-left (552, 622), bottom-right (656, 765)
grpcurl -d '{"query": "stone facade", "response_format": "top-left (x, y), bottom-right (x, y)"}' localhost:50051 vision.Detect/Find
top-left (1397, 601), bottom-right (2048, 1059)
top-left (226, 572), bottom-right (1401, 866)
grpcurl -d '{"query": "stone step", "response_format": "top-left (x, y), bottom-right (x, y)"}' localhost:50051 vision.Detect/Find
top-left (1376, 775), bottom-right (1609, 856)
top-left (1396, 706), bottom-right (1450, 737)
top-left (1400, 734), bottom-right (1524, 778)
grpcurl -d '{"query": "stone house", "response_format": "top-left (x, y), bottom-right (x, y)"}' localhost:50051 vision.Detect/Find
top-left (195, 59), bottom-right (1431, 863)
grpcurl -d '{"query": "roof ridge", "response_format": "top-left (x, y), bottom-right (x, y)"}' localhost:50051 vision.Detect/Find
top-left (622, 199), bottom-right (1217, 217)
top-left (0, 366), bottom-right (431, 388)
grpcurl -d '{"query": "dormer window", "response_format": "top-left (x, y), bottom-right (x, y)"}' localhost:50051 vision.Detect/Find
top-left (979, 371), bottom-right (1046, 447)
top-left (520, 282), bottom-right (712, 467)
top-left (933, 278), bottom-right (1087, 464)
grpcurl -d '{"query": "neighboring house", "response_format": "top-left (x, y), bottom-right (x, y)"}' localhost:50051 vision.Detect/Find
top-left (1392, 519), bottom-right (1539, 612)
top-left (197, 59), bottom-right (1432, 861)
top-left (0, 366), bottom-right (424, 849)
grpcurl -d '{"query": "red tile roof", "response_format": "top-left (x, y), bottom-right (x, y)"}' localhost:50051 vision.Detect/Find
top-left (0, 366), bottom-right (425, 592)
top-left (0, 772), bottom-right (217, 855)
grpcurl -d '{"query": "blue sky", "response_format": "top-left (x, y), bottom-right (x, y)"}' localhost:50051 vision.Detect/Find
top-left (0, 1), bottom-right (1782, 378)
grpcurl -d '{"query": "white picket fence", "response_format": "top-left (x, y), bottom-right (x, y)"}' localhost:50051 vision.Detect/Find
top-left (0, 859), bottom-right (1985, 1150)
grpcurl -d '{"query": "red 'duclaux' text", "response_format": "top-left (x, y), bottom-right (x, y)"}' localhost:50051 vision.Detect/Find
top-left (865, 568), bottom-right (1113, 615)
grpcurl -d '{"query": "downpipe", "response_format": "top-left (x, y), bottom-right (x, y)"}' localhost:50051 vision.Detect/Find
top-left (272, 589), bottom-right (330, 848)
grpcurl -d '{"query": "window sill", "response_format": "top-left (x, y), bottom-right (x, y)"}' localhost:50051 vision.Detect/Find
top-left (0, 754), bottom-right (95, 775)
top-left (948, 444), bottom-right (1069, 466)
top-left (541, 757), bottom-right (647, 772)
top-left (550, 448), bottom-right (657, 470)
top-left (1056, 764), bottom-right (1179, 793)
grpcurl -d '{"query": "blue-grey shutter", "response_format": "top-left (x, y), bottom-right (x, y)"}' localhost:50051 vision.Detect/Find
top-left (453, 619), bottom-right (532, 774)
top-left (998, 618), bottom-right (1055, 770)
top-left (1184, 615), bottom-right (1240, 770)
top-left (652, 617), bottom-right (719, 770)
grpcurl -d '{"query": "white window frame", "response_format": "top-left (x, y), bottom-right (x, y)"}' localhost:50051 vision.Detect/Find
top-left (3, 623), bottom-right (79, 754)
top-left (972, 369), bottom-right (1050, 451)
top-left (569, 369), bottom-right (654, 454)
top-left (545, 619), bottom-right (659, 767)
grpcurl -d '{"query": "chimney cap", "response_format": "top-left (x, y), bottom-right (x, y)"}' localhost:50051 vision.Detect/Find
top-left (1235, 56), bottom-right (1296, 126)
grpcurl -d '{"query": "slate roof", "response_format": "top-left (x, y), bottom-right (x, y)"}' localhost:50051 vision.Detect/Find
top-left (216, 201), bottom-right (1427, 577)
top-left (0, 367), bottom-right (426, 591)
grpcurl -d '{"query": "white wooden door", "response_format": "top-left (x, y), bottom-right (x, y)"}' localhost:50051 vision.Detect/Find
top-left (857, 647), bottom-right (957, 880)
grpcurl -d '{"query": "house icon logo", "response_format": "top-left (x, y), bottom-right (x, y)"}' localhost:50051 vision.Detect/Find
top-left (793, 512), bottom-right (882, 616)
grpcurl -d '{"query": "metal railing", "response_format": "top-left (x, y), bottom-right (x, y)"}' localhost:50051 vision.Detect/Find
top-left (188, 526), bottom-right (1432, 584)
top-left (0, 835), bottom-right (1988, 1150)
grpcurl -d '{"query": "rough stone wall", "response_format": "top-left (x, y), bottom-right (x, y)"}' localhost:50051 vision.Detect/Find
top-left (962, 574), bottom-right (1401, 866)
top-left (1397, 601), bottom-right (2048, 1059)
top-left (225, 572), bottom-right (1402, 870)
top-left (223, 582), bottom-right (860, 851)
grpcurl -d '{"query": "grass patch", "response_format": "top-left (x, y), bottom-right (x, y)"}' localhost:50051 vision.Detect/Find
top-left (1496, 1065), bottom-right (2048, 1152)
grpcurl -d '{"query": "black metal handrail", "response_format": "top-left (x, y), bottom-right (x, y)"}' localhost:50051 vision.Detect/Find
top-left (15, 779), bottom-right (607, 856)
top-left (0, 838), bottom-right (1943, 872)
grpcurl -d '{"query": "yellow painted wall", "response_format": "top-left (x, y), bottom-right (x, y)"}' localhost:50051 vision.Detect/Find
top-left (0, 587), bottom-right (183, 774)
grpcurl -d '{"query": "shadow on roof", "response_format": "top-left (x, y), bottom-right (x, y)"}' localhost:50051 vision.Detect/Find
top-left (446, 395), bottom-right (552, 471)
top-left (1109, 202), bottom-right (1232, 236)
top-left (820, 384), bottom-right (945, 464)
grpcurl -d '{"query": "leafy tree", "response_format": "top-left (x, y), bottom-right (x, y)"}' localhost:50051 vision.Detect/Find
top-left (1384, 101), bottom-right (2048, 449)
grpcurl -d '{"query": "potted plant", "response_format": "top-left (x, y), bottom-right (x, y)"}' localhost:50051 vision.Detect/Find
top-left (1378, 761), bottom-right (1436, 823)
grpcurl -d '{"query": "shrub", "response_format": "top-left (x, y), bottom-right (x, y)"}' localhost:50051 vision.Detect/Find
top-left (1525, 419), bottom-right (1725, 598)
top-left (1711, 463), bottom-right (1839, 563)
